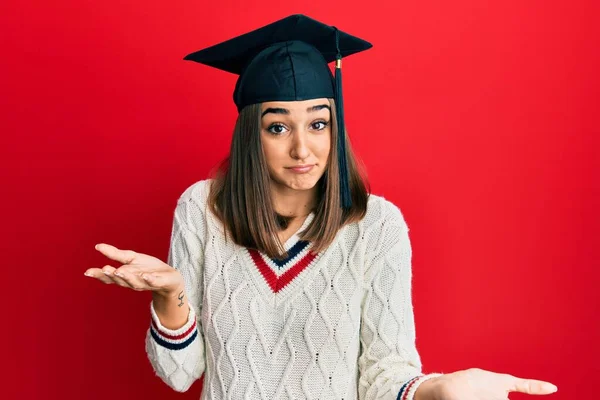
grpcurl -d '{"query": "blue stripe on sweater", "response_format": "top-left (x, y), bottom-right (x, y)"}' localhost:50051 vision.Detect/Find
top-left (150, 327), bottom-right (198, 350)
top-left (397, 376), bottom-right (418, 400)
top-left (271, 240), bottom-right (310, 268)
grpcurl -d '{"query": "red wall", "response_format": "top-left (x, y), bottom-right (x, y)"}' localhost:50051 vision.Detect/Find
top-left (2, 0), bottom-right (598, 398)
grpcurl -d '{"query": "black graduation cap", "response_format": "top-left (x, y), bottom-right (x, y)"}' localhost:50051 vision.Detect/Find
top-left (183, 14), bottom-right (373, 209)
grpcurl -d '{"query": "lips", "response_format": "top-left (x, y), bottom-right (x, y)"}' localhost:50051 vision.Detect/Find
top-left (287, 164), bottom-right (314, 173)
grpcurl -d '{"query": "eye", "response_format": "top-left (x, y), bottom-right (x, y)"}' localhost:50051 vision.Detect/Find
top-left (312, 120), bottom-right (330, 131)
top-left (266, 123), bottom-right (288, 135)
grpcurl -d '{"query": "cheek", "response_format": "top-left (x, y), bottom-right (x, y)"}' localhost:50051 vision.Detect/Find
top-left (314, 133), bottom-right (331, 160)
top-left (261, 136), bottom-right (285, 167)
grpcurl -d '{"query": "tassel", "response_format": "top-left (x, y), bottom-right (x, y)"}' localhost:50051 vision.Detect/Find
top-left (334, 27), bottom-right (352, 209)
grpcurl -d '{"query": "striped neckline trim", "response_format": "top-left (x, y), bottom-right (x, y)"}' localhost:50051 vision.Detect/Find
top-left (245, 212), bottom-right (317, 294)
top-left (248, 247), bottom-right (318, 293)
top-left (271, 240), bottom-right (311, 268)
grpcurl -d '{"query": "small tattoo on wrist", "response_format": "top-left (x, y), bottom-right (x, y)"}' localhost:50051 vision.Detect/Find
top-left (177, 291), bottom-right (184, 307)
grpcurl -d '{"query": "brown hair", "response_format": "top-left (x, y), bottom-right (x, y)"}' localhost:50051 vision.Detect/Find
top-left (207, 98), bottom-right (369, 259)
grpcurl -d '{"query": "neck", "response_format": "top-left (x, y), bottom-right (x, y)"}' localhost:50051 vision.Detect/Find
top-left (270, 183), bottom-right (317, 219)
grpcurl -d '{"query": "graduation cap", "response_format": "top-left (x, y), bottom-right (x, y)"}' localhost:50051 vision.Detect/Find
top-left (184, 14), bottom-right (372, 209)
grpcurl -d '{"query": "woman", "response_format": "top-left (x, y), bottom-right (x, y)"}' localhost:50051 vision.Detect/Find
top-left (84, 14), bottom-right (557, 400)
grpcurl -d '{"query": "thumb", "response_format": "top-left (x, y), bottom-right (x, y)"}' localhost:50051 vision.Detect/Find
top-left (509, 377), bottom-right (558, 395)
top-left (141, 273), bottom-right (161, 287)
top-left (141, 272), bottom-right (180, 294)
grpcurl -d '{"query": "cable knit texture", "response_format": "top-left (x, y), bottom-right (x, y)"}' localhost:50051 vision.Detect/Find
top-left (145, 179), bottom-right (439, 399)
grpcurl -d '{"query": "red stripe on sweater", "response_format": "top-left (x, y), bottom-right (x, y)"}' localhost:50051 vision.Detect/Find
top-left (401, 376), bottom-right (421, 400)
top-left (249, 250), bottom-right (317, 293)
top-left (151, 314), bottom-right (197, 340)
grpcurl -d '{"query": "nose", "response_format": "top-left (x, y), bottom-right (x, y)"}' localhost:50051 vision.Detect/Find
top-left (290, 129), bottom-right (310, 161)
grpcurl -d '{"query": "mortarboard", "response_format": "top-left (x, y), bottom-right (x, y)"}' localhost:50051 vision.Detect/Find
top-left (183, 14), bottom-right (372, 209)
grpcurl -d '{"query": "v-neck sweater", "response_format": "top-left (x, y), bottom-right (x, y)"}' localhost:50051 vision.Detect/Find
top-left (145, 179), bottom-right (442, 399)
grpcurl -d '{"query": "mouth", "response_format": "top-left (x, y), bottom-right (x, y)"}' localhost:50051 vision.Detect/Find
top-left (286, 164), bottom-right (315, 174)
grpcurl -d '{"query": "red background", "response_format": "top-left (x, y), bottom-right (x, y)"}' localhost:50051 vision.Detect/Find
top-left (1, 0), bottom-right (598, 399)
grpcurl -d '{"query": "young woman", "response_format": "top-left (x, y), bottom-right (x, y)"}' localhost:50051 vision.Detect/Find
top-left (84, 14), bottom-right (557, 400)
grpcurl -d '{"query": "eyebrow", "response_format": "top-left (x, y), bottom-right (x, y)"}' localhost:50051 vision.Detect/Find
top-left (261, 104), bottom-right (330, 118)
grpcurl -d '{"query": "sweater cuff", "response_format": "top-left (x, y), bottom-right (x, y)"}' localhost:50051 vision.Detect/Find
top-left (397, 373), bottom-right (444, 400)
top-left (149, 300), bottom-right (198, 350)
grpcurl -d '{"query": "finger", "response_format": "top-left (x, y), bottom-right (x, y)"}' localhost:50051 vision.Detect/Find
top-left (101, 266), bottom-right (133, 288)
top-left (95, 243), bottom-right (137, 265)
top-left (114, 268), bottom-right (148, 291)
top-left (509, 377), bottom-right (557, 395)
top-left (84, 268), bottom-right (114, 284)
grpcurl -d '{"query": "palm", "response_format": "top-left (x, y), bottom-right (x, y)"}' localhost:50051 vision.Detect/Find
top-left (437, 368), bottom-right (557, 400)
top-left (84, 243), bottom-right (183, 295)
top-left (118, 251), bottom-right (167, 272)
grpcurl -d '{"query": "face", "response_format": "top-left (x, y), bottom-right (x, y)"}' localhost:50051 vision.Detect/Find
top-left (260, 98), bottom-right (332, 193)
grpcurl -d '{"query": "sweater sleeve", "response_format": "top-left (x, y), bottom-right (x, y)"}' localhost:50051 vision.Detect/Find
top-left (358, 201), bottom-right (442, 400)
top-left (145, 187), bottom-right (207, 392)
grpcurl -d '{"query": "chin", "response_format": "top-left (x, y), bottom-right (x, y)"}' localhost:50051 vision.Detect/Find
top-left (273, 173), bottom-right (322, 191)
top-left (284, 180), bottom-right (318, 191)
top-left (289, 182), bottom-right (318, 191)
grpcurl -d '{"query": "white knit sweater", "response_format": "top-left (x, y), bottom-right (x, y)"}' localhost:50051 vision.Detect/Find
top-left (145, 179), bottom-right (441, 400)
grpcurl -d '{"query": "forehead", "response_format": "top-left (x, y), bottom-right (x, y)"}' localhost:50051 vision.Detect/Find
top-left (261, 98), bottom-right (330, 113)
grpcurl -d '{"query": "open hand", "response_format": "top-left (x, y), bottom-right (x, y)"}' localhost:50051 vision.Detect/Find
top-left (423, 368), bottom-right (557, 400)
top-left (84, 243), bottom-right (184, 296)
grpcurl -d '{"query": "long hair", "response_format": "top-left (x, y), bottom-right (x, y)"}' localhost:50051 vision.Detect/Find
top-left (207, 98), bottom-right (369, 259)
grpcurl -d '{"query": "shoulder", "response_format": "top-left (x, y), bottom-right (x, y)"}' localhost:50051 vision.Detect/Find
top-left (358, 194), bottom-right (412, 277)
top-left (360, 193), bottom-right (410, 232)
top-left (172, 179), bottom-right (215, 231)
top-left (176, 178), bottom-right (213, 207)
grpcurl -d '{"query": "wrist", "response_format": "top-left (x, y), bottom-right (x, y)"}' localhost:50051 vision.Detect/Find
top-left (154, 282), bottom-right (185, 299)
top-left (413, 375), bottom-right (443, 400)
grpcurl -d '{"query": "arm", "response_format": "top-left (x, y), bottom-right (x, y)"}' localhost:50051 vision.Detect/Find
top-left (358, 201), bottom-right (442, 400)
top-left (145, 193), bottom-right (207, 392)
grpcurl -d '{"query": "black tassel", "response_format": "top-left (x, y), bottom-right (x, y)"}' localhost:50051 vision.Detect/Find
top-left (334, 27), bottom-right (352, 209)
